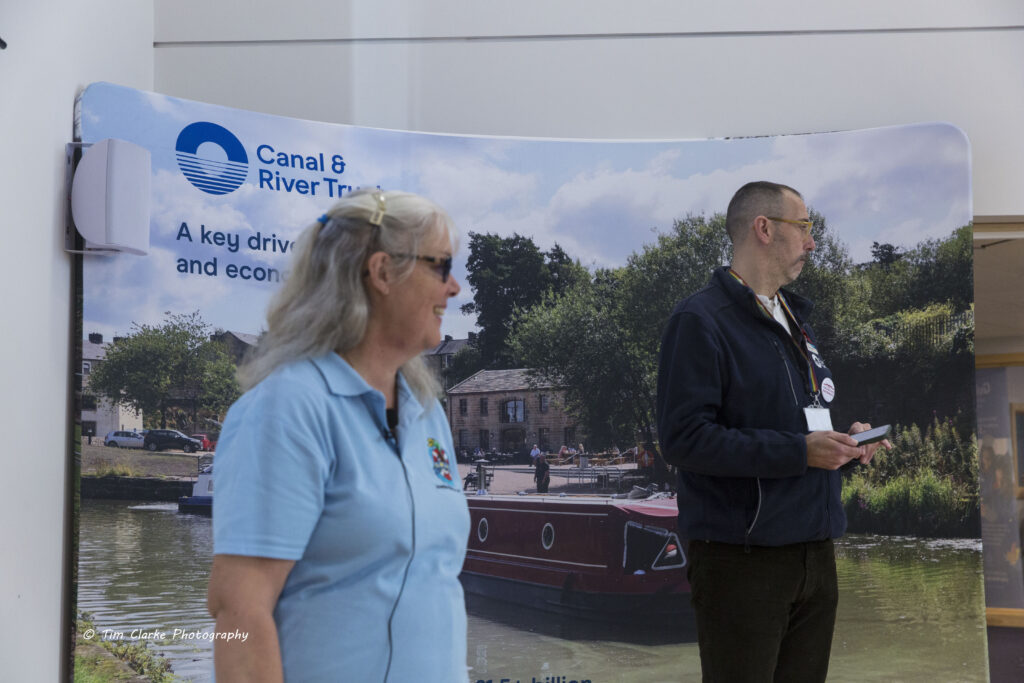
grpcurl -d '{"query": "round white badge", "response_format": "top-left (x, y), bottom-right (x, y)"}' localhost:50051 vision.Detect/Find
top-left (821, 377), bottom-right (836, 403)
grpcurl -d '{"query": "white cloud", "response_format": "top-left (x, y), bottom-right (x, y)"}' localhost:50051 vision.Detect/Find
top-left (84, 243), bottom-right (235, 332)
top-left (83, 86), bottom-right (972, 348)
top-left (140, 90), bottom-right (194, 124)
top-left (413, 150), bottom-right (539, 225)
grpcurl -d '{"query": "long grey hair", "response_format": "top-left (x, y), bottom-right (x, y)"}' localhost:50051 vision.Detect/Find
top-left (237, 189), bottom-right (456, 404)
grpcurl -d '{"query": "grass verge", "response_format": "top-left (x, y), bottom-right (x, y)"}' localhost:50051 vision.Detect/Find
top-left (75, 613), bottom-right (177, 683)
top-left (81, 443), bottom-right (201, 478)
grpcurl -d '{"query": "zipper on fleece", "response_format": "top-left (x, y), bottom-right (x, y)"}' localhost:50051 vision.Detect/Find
top-left (773, 334), bottom-right (833, 541)
top-left (770, 336), bottom-right (800, 408)
top-left (824, 470), bottom-right (832, 538)
top-left (746, 335), bottom-right (803, 551)
top-left (744, 478), bottom-right (763, 552)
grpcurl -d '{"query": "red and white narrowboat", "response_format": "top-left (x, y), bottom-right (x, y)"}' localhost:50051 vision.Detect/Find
top-left (460, 493), bottom-right (694, 625)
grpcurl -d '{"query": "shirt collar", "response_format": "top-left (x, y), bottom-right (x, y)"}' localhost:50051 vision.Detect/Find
top-left (309, 352), bottom-right (426, 418)
top-left (755, 292), bottom-right (777, 312)
top-left (310, 352), bottom-right (373, 397)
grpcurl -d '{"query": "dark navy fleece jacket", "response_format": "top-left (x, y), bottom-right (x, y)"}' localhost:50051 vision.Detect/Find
top-left (656, 266), bottom-right (845, 546)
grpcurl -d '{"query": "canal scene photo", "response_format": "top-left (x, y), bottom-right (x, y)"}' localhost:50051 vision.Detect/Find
top-left (73, 84), bottom-right (985, 680)
top-left (79, 488), bottom-right (985, 682)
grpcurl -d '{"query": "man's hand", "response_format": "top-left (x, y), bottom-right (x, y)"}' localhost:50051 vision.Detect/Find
top-left (847, 421), bottom-right (893, 465)
top-left (805, 430), bottom-right (862, 470)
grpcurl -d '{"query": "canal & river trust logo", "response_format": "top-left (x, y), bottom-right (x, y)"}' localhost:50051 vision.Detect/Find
top-left (175, 122), bottom-right (249, 195)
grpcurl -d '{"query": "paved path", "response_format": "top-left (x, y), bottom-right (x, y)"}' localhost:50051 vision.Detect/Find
top-left (456, 463), bottom-right (641, 495)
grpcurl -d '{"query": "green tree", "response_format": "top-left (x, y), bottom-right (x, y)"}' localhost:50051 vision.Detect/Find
top-left (511, 271), bottom-right (640, 448)
top-left (908, 224), bottom-right (973, 312)
top-left (509, 208), bottom-right (868, 450)
top-left (194, 347), bottom-right (241, 425)
top-left (512, 212), bottom-right (972, 456)
top-left (460, 232), bottom-right (587, 368)
top-left (511, 214), bottom-right (733, 449)
top-left (854, 225), bottom-right (973, 320)
top-left (89, 312), bottom-right (240, 429)
top-left (445, 343), bottom-right (484, 389)
top-left (871, 242), bottom-right (904, 267)
top-left (615, 213), bottom-right (732, 359)
top-left (784, 209), bottom-right (856, 354)
top-left (825, 225), bottom-right (974, 435)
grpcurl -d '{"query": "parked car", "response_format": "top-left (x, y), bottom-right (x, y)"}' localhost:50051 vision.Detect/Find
top-left (103, 430), bottom-right (145, 449)
top-left (190, 433), bottom-right (215, 451)
top-left (143, 429), bottom-right (202, 453)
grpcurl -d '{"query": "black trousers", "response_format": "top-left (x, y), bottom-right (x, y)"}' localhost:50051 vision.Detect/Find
top-left (686, 539), bottom-right (839, 683)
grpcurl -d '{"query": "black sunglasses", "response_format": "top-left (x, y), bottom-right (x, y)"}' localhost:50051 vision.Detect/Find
top-left (394, 253), bottom-right (453, 282)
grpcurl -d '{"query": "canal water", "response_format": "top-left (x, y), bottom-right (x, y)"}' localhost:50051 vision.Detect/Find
top-left (77, 500), bottom-right (987, 682)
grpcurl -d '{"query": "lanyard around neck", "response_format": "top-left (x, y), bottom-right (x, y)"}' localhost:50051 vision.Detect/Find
top-left (727, 269), bottom-right (820, 396)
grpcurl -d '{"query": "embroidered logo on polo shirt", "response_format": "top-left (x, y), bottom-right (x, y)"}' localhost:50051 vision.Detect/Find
top-left (429, 437), bottom-right (456, 487)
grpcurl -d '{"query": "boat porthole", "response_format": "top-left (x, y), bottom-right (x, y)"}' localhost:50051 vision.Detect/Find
top-left (477, 517), bottom-right (489, 543)
top-left (541, 522), bottom-right (555, 550)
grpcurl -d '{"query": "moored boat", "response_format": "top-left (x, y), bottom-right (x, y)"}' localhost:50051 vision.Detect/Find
top-left (178, 456), bottom-right (213, 514)
top-left (460, 492), bottom-right (694, 626)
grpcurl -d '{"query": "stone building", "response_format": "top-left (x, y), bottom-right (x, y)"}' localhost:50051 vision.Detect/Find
top-left (210, 330), bottom-right (259, 365)
top-left (446, 368), bottom-right (578, 458)
top-left (424, 335), bottom-right (469, 391)
top-left (81, 333), bottom-right (143, 440)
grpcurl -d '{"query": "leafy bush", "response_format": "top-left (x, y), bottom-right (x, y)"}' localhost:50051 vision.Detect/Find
top-left (841, 419), bottom-right (979, 537)
top-left (861, 420), bottom-right (977, 495)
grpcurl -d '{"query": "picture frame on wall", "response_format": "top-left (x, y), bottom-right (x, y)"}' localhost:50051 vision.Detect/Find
top-left (1009, 404), bottom-right (1024, 499)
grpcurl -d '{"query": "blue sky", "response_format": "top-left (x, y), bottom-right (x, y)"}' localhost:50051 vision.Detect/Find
top-left (80, 83), bottom-right (971, 343)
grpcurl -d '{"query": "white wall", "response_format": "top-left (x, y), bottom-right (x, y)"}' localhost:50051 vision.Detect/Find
top-left (153, 1), bottom-right (1024, 218)
top-left (0, 1), bottom-right (153, 677)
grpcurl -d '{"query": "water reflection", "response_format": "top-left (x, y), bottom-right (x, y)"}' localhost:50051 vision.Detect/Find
top-left (829, 535), bottom-right (986, 683)
top-left (465, 593), bottom-right (697, 645)
top-left (78, 501), bottom-right (214, 682)
top-left (465, 535), bottom-right (986, 683)
top-left (77, 500), bottom-right (986, 682)
top-left (466, 599), bottom-right (702, 683)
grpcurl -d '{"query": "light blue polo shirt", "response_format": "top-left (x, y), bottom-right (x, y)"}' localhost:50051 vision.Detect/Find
top-left (213, 353), bottom-right (469, 682)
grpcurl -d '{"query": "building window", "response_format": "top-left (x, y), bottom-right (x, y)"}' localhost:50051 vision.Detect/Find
top-left (82, 393), bottom-right (97, 411)
top-left (82, 421), bottom-right (97, 437)
top-left (479, 398), bottom-right (488, 416)
top-left (459, 429), bottom-right (469, 451)
top-left (459, 398), bottom-right (468, 415)
top-left (501, 399), bottom-right (525, 423)
top-left (564, 427), bottom-right (575, 447)
top-left (479, 429), bottom-right (490, 450)
top-left (539, 394), bottom-right (549, 413)
top-left (82, 361), bottom-right (91, 375)
top-left (538, 427), bottom-right (550, 450)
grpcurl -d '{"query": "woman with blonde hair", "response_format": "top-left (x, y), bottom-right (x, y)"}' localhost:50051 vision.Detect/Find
top-left (207, 189), bottom-right (468, 682)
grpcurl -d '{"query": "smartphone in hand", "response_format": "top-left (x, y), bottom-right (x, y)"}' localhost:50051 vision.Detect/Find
top-left (851, 424), bottom-right (891, 446)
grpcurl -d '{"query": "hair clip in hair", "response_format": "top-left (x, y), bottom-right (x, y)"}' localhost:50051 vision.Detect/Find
top-left (317, 214), bottom-right (330, 225)
top-left (368, 191), bottom-right (387, 226)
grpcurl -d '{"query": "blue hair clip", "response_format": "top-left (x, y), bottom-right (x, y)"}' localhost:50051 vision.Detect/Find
top-left (318, 214), bottom-right (329, 225)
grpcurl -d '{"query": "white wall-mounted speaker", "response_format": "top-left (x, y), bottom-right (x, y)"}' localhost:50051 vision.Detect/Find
top-left (69, 138), bottom-right (151, 255)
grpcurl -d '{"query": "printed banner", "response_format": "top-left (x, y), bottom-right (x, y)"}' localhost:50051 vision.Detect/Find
top-left (74, 82), bottom-right (984, 682)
